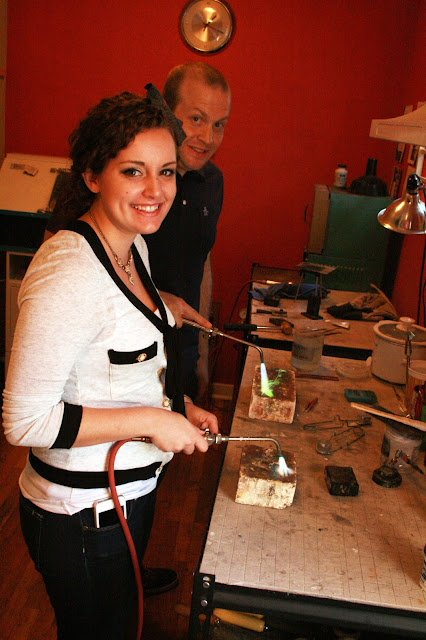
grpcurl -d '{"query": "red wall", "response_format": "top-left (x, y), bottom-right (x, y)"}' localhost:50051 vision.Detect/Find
top-left (5, 0), bottom-right (424, 383)
top-left (390, 0), bottom-right (426, 323)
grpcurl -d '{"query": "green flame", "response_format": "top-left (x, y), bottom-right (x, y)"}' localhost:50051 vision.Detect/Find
top-left (260, 368), bottom-right (287, 398)
top-left (260, 362), bottom-right (273, 396)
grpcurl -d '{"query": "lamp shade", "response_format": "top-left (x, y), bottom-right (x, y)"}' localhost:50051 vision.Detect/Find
top-left (377, 174), bottom-right (426, 234)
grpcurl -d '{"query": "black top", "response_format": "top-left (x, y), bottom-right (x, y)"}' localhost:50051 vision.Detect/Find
top-left (143, 161), bottom-right (223, 313)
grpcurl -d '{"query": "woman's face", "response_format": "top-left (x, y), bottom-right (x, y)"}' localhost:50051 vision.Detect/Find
top-left (85, 128), bottom-right (177, 238)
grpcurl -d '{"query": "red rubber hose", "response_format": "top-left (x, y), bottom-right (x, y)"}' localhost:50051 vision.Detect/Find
top-left (108, 439), bottom-right (143, 640)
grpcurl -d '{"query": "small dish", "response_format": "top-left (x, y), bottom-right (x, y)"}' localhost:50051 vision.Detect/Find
top-left (336, 360), bottom-right (370, 379)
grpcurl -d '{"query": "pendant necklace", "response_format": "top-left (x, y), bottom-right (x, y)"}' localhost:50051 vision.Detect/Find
top-left (89, 212), bottom-right (135, 285)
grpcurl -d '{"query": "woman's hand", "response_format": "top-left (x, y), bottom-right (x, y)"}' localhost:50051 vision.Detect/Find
top-left (76, 405), bottom-right (217, 452)
top-left (185, 402), bottom-right (219, 435)
top-left (147, 410), bottom-right (210, 455)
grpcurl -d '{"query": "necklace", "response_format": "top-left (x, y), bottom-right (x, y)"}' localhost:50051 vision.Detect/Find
top-left (89, 212), bottom-right (134, 285)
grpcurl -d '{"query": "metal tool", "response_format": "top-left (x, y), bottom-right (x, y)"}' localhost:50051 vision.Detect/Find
top-left (303, 397), bottom-right (319, 412)
top-left (242, 322), bottom-right (294, 335)
top-left (255, 308), bottom-right (287, 316)
top-left (304, 415), bottom-right (371, 432)
top-left (295, 372), bottom-right (339, 381)
top-left (301, 415), bottom-right (371, 455)
top-left (183, 319), bottom-right (265, 362)
top-left (183, 319), bottom-right (271, 396)
top-left (224, 321), bottom-right (294, 332)
top-left (316, 425), bottom-right (366, 455)
top-left (405, 330), bottom-right (414, 387)
top-left (392, 385), bottom-right (409, 415)
top-left (135, 431), bottom-right (290, 476)
top-left (204, 431), bottom-right (291, 476)
top-left (390, 449), bottom-right (424, 475)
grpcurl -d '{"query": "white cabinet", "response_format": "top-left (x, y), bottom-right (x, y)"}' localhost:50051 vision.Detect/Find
top-left (5, 251), bottom-right (33, 373)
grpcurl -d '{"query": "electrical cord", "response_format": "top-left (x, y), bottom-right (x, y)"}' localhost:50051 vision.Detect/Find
top-left (108, 439), bottom-right (144, 640)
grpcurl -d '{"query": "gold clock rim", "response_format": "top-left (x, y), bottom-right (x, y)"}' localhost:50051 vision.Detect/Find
top-left (179, 0), bottom-right (234, 54)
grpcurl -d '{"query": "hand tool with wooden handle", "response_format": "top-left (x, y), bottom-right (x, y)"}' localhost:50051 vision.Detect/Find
top-left (350, 402), bottom-right (426, 433)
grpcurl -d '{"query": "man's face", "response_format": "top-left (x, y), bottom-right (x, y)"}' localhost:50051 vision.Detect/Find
top-left (173, 75), bottom-right (231, 174)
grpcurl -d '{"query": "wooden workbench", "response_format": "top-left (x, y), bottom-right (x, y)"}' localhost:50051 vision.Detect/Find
top-left (189, 349), bottom-right (426, 638)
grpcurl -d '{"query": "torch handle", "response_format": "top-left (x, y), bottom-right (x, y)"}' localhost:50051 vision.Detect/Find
top-left (182, 319), bottom-right (265, 364)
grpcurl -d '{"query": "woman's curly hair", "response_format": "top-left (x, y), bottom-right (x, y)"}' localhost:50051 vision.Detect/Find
top-left (53, 92), bottom-right (180, 226)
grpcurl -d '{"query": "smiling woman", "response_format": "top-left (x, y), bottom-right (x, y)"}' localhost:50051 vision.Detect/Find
top-left (2, 88), bottom-right (219, 640)
top-left (82, 128), bottom-right (178, 287)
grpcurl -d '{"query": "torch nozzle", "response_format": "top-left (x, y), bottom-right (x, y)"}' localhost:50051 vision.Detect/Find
top-left (182, 320), bottom-right (271, 396)
top-left (203, 431), bottom-right (291, 477)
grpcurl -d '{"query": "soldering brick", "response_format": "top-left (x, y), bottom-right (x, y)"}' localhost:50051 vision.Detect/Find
top-left (236, 445), bottom-right (296, 509)
top-left (248, 366), bottom-right (296, 423)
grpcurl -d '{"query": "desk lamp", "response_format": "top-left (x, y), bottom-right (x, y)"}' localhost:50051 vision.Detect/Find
top-left (377, 174), bottom-right (426, 325)
top-left (377, 173), bottom-right (426, 234)
top-left (370, 104), bottom-right (426, 233)
top-left (370, 107), bottom-right (426, 322)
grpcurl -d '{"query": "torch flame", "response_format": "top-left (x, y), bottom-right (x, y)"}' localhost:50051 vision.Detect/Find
top-left (278, 455), bottom-right (291, 477)
top-left (260, 362), bottom-right (273, 397)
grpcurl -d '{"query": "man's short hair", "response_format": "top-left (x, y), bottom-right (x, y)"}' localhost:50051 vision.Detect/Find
top-left (163, 62), bottom-right (230, 111)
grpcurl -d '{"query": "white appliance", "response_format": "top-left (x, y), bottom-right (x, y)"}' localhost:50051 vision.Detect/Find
top-left (371, 320), bottom-right (426, 383)
top-left (0, 152), bottom-right (70, 213)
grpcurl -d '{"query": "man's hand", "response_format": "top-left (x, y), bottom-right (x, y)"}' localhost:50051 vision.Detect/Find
top-left (159, 291), bottom-right (212, 329)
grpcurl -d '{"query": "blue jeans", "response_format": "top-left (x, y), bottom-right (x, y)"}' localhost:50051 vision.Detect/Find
top-left (19, 490), bottom-right (156, 639)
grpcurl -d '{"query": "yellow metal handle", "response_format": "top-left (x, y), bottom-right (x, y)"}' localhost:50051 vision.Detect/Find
top-left (214, 608), bottom-right (265, 631)
top-left (175, 603), bottom-right (265, 632)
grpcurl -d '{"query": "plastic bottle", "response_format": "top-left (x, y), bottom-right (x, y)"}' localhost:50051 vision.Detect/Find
top-left (334, 164), bottom-right (348, 188)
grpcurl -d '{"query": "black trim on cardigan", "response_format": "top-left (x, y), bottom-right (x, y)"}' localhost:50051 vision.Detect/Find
top-left (69, 220), bottom-right (185, 415)
top-left (29, 449), bottom-right (164, 489)
top-left (108, 342), bottom-right (158, 365)
top-left (50, 403), bottom-right (83, 449)
top-left (69, 220), bottom-right (169, 330)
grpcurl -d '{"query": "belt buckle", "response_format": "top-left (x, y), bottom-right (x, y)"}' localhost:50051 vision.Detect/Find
top-left (93, 495), bottom-right (127, 528)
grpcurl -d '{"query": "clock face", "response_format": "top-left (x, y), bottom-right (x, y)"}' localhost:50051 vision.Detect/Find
top-left (180, 0), bottom-right (234, 53)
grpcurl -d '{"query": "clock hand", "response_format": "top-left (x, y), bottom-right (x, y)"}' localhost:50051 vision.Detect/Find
top-left (205, 21), bottom-right (224, 34)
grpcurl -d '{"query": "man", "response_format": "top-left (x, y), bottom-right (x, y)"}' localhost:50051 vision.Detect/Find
top-left (144, 62), bottom-right (231, 402)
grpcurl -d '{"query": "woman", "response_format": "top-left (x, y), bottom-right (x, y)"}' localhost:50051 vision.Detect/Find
top-left (2, 89), bottom-right (218, 639)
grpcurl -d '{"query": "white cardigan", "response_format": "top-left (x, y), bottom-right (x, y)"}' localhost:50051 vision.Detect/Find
top-left (2, 229), bottom-right (174, 514)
